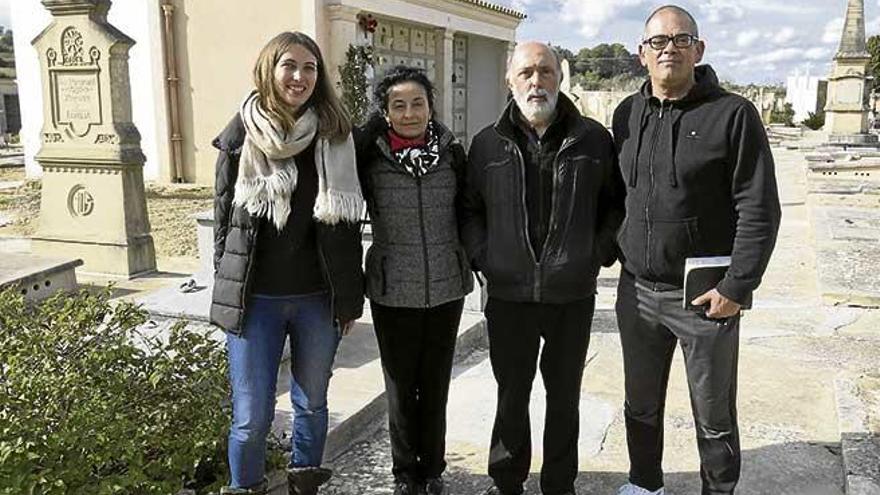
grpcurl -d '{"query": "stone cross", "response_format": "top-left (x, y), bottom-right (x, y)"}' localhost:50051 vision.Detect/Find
top-left (31, 0), bottom-right (156, 277)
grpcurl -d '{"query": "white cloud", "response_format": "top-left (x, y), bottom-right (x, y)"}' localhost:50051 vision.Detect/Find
top-left (736, 30), bottom-right (761, 47)
top-left (823, 17), bottom-right (844, 44)
top-left (699, 0), bottom-right (746, 23)
top-left (558, 0), bottom-right (647, 38)
top-left (805, 47), bottom-right (832, 61)
top-left (772, 27), bottom-right (797, 45)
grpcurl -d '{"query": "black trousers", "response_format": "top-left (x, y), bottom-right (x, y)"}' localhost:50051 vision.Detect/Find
top-left (616, 269), bottom-right (741, 494)
top-left (485, 296), bottom-right (595, 495)
top-left (371, 298), bottom-right (464, 484)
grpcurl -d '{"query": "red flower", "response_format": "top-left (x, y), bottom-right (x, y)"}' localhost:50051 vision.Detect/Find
top-left (358, 14), bottom-right (378, 34)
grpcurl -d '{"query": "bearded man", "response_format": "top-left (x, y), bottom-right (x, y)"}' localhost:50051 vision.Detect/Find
top-left (460, 41), bottom-right (626, 495)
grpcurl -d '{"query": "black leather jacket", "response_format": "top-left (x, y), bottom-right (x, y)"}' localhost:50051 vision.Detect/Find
top-left (461, 93), bottom-right (625, 303)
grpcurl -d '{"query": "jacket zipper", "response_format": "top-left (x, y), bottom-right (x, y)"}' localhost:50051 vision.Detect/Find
top-left (238, 215), bottom-right (258, 333)
top-left (499, 132), bottom-right (582, 302)
top-left (499, 136), bottom-right (540, 301)
top-left (416, 173), bottom-right (431, 307)
top-left (316, 242), bottom-right (337, 330)
top-left (645, 100), bottom-right (666, 279)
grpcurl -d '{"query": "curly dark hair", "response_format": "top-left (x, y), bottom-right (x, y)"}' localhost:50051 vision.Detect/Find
top-left (373, 65), bottom-right (436, 113)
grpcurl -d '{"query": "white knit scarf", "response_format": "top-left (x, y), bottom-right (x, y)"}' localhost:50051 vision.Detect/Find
top-left (233, 91), bottom-right (364, 230)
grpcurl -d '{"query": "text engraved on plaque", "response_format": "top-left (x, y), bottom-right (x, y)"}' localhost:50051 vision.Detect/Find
top-left (55, 73), bottom-right (102, 136)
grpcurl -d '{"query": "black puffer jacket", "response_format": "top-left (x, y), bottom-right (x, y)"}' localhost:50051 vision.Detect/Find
top-left (209, 114), bottom-right (364, 333)
top-left (461, 93), bottom-right (625, 303)
top-left (612, 65), bottom-right (781, 304)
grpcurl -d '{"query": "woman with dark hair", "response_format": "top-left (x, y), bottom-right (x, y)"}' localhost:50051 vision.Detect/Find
top-left (210, 31), bottom-right (364, 495)
top-left (356, 66), bottom-right (473, 495)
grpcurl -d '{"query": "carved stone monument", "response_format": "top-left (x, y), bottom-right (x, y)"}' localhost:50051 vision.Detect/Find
top-left (31, 0), bottom-right (156, 277)
top-left (825, 0), bottom-right (878, 145)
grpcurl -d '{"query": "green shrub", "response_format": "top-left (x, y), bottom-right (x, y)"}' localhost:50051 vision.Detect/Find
top-left (802, 111), bottom-right (825, 130)
top-left (338, 44), bottom-right (373, 126)
top-left (0, 287), bottom-right (231, 494)
top-left (770, 102), bottom-right (795, 127)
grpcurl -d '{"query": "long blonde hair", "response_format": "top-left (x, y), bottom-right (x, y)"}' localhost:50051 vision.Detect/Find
top-left (252, 32), bottom-right (351, 140)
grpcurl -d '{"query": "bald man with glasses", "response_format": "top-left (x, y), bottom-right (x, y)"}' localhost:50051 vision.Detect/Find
top-left (611, 5), bottom-right (781, 495)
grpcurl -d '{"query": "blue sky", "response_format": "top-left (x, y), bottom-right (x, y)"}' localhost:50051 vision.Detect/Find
top-left (1, 0), bottom-right (879, 84)
top-left (496, 0), bottom-right (880, 84)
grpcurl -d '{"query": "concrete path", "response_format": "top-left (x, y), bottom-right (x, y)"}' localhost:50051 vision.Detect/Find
top-left (319, 143), bottom-right (880, 495)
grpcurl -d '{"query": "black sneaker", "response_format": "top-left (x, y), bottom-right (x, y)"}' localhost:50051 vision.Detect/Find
top-left (424, 477), bottom-right (446, 495)
top-left (482, 485), bottom-right (521, 495)
top-left (394, 480), bottom-right (423, 495)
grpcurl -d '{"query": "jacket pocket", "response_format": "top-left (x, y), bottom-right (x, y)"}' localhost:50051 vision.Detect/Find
top-left (364, 246), bottom-right (387, 298)
top-left (455, 248), bottom-right (473, 292)
top-left (649, 217), bottom-right (699, 283)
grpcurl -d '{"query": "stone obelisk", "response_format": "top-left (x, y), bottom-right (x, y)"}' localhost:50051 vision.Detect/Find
top-left (31, 0), bottom-right (156, 277)
top-left (825, 0), bottom-right (877, 144)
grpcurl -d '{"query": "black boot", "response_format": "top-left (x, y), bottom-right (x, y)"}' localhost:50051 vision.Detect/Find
top-left (287, 466), bottom-right (332, 495)
top-left (220, 478), bottom-right (269, 494)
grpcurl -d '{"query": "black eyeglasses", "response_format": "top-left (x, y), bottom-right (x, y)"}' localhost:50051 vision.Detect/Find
top-left (642, 33), bottom-right (699, 50)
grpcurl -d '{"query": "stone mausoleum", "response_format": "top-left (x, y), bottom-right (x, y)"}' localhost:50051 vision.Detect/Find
top-left (12, 0), bottom-right (523, 185)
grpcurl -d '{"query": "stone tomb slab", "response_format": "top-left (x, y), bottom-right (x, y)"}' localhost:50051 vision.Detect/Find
top-left (0, 252), bottom-right (83, 302)
top-left (811, 206), bottom-right (880, 305)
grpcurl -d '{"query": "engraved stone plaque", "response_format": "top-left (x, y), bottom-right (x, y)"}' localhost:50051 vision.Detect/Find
top-left (393, 26), bottom-right (410, 52)
top-left (454, 63), bottom-right (466, 84)
top-left (453, 112), bottom-right (466, 133)
top-left (426, 32), bottom-right (436, 56)
top-left (454, 88), bottom-right (466, 109)
top-left (454, 38), bottom-right (467, 60)
top-left (411, 29), bottom-right (426, 54)
top-left (54, 72), bottom-right (102, 136)
top-left (48, 27), bottom-right (103, 137)
top-left (835, 79), bottom-right (864, 105)
top-left (377, 24), bottom-right (393, 50)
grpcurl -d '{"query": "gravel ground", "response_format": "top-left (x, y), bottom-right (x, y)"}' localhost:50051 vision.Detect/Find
top-left (0, 167), bottom-right (212, 259)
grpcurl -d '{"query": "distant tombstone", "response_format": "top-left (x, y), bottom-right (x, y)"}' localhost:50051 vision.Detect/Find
top-left (560, 58), bottom-right (571, 95)
top-left (31, 0), bottom-right (156, 277)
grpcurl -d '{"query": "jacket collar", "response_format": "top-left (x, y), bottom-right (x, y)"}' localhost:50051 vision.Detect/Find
top-left (494, 91), bottom-right (587, 144)
top-left (638, 64), bottom-right (724, 108)
top-left (363, 113), bottom-right (456, 161)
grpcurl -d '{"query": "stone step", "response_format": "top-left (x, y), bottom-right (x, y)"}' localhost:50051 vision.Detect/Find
top-left (0, 252), bottom-right (83, 301)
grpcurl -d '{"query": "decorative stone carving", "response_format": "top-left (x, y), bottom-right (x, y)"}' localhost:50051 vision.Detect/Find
top-left (67, 184), bottom-right (94, 217)
top-left (31, 0), bottom-right (156, 277)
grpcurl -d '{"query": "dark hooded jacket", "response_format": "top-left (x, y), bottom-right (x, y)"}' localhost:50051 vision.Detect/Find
top-left (611, 65), bottom-right (781, 304)
top-left (461, 92), bottom-right (625, 303)
top-left (209, 114), bottom-right (364, 334)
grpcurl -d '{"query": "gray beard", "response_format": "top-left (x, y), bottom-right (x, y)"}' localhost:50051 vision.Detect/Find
top-left (514, 91), bottom-right (558, 127)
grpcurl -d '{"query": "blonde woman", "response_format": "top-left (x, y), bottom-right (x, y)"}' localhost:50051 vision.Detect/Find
top-left (210, 32), bottom-right (364, 495)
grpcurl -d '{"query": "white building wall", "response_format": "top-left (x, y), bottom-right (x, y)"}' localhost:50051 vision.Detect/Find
top-left (466, 35), bottom-right (503, 142)
top-left (11, 1), bottom-right (51, 178)
top-left (12, 2), bottom-right (166, 181)
top-left (786, 72), bottom-right (822, 123)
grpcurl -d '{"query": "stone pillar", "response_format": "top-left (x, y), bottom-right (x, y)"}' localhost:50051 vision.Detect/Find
top-left (437, 28), bottom-right (456, 127)
top-left (31, 0), bottom-right (156, 277)
top-left (326, 4), bottom-right (360, 93)
top-left (825, 0), bottom-right (874, 141)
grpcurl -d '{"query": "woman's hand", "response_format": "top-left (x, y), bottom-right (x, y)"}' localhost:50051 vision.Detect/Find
top-left (339, 320), bottom-right (357, 336)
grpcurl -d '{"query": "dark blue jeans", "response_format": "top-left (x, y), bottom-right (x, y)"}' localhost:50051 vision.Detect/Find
top-left (226, 292), bottom-right (340, 489)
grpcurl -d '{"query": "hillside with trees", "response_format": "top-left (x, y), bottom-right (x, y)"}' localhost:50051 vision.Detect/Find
top-left (554, 43), bottom-right (646, 91)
